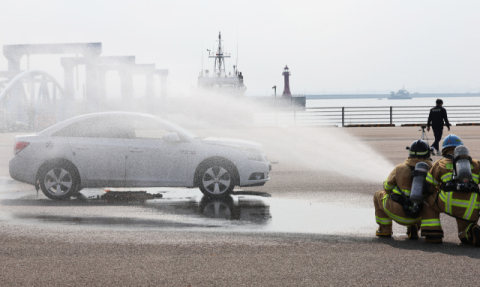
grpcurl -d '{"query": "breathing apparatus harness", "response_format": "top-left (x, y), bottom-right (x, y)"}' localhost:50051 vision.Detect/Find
top-left (441, 146), bottom-right (479, 194)
top-left (389, 139), bottom-right (433, 218)
top-left (433, 147), bottom-right (480, 222)
top-left (389, 163), bottom-right (430, 218)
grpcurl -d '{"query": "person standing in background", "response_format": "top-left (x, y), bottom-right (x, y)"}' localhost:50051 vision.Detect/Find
top-left (427, 99), bottom-right (450, 155)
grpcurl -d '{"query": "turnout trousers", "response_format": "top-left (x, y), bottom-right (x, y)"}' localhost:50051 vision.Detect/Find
top-left (421, 191), bottom-right (479, 242)
top-left (431, 126), bottom-right (443, 151)
top-left (374, 190), bottom-right (421, 233)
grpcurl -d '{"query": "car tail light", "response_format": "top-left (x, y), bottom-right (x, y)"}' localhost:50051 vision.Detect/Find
top-left (14, 141), bottom-right (29, 155)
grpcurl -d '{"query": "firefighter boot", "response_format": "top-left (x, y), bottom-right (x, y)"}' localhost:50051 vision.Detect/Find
top-left (425, 235), bottom-right (443, 244)
top-left (376, 227), bottom-right (392, 238)
top-left (407, 223), bottom-right (420, 240)
top-left (470, 224), bottom-right (480, 247)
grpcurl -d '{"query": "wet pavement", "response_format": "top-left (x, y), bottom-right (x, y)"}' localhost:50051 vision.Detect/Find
top-left (0, 179), bottom-right (382, 237)
top-left (2, 127), bottom-right (480, 286)
top-left (3, 126), bottom-right (480, 240)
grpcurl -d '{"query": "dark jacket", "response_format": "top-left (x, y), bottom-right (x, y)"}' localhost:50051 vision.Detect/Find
top-left (427, 106), bottom-right (450, 129)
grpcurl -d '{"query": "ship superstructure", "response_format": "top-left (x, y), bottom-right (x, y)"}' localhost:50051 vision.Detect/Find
top-left (389, 86), bottom-right (412, 99)
top-left (198, 32), bottom-right (245, 95)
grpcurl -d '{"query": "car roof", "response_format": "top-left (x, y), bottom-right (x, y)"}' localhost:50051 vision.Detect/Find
top-left (38, 112), bottom-right (163, 136)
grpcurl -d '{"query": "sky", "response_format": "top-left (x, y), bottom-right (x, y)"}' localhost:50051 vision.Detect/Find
top-left (1, 0), bottom-right (480, 96)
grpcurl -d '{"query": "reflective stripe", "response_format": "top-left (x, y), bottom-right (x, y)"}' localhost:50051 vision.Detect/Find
top-left (382, 195), bottom-right (421, 225)
top-left (440, 191), bottom-right (478, 220)
top-left (440, 191), bottom-right (453, 214)
top-left (410, 150), bottom-right (429, 155)
top-left (462, 193), bottom-right (478, 220)
top-left (392, 186), bottom-right (411, 197)
top-left (384, 180), bottom-right (394, 191)
top-left (426, 173), bottom-right (438, 185)
top-left (375, 216), bottom-right (392, 225)
top-left (439, 191), bottom-right (447, 202)
top-left (441, 173), bottom-right (453, 182)
top-left (421, 219), bottom-right (441, 227)
top-left (473, 174), bottom-right (479, 184)
top-left (465, 223), bottom-right (475, 241)
top-left (439, 192), bottom-right (445, 200)
top-left (446, 163), bottom-right (453, 169)
top-left (451, 199), bottom-right (470, 207)
top-left (392, 186), bottom-right (402, 195)
top-left (446, 191), bottom-right (452, 214)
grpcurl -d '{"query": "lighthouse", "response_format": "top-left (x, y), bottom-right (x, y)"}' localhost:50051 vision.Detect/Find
top-left (282, 65), bottom-right (292, 97)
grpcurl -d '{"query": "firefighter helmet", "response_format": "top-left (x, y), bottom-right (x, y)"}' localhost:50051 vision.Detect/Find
top-left (442, 134), bottom-right (463, 151)
top-left (409, 139), bottom-right (430, 158)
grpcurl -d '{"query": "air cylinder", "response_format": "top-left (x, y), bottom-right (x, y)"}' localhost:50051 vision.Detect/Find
top-left (454, 146), bottom-right (472, 183)
top-left (410, 162), bottom-right (430, 205)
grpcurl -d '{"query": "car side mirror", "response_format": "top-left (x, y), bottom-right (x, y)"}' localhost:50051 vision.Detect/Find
top-left (163, 132), bottom-right (180, 142)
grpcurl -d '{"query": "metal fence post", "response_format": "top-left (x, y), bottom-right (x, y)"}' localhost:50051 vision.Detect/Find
top-left (342, 107), bottom-right (345, 127)
top-left (390, 106), bottom-right (393, 125)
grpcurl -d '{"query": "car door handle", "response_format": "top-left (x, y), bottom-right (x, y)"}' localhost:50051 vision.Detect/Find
top-left (129, 148), bottom-right (143, 153)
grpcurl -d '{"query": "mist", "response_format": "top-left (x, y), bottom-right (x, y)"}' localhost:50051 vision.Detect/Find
top-left (135, 90), bottom-right (395, 184)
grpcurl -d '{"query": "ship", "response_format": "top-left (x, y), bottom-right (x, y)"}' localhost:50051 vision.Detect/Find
top-left (198, 32), bottom-right (246, 95)
top-left (388, 87), bottom-right (412, 99)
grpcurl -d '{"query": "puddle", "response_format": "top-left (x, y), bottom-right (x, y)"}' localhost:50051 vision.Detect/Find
top-left (0, 185), bottom-right (380, 236)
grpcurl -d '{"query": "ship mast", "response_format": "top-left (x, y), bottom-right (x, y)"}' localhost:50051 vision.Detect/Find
top-left (209, 32), bottom-right (230, 77)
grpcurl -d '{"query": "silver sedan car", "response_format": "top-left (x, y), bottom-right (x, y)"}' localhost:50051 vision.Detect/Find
top-left (9, 112), bottom-right (271, 200)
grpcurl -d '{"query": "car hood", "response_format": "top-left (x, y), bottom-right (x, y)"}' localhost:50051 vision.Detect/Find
top-left (200, 137), bottom-right (263, 150)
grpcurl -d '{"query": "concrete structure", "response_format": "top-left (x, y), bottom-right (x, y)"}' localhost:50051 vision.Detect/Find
top-left (3, 43), bottom-right (169, 103)
top-left (61, 56), bottom-right (135, 103)
top-left (3, 43), bottom-right (102, 100)
top-left (0, 42), bottom-right (169, 130)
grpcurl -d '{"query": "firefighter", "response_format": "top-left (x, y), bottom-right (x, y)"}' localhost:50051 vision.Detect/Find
top-left (421, 134), bottom-right (480, 245)
top-left (374, 139), bottom-right (433, 239)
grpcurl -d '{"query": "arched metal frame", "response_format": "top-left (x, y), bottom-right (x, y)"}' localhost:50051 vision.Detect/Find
top-left (0, 70), bottom-right (66, 131)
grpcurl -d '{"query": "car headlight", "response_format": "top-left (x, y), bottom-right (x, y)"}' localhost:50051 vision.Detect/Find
top-left (241, 148), bottom-right (264, 161)
top-left (248, 153), bottom-right (263, 162)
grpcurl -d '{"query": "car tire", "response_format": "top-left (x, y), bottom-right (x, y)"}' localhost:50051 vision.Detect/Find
top-left (198, 163), bottom-right (236, 198)
top-left (39, 162), bottom-right (79, 200)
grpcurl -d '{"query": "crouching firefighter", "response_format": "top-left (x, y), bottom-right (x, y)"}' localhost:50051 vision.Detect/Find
top-left (421, 134), bottom-right (480, 245)
top-left (374, 139), bottom-right (433, 239)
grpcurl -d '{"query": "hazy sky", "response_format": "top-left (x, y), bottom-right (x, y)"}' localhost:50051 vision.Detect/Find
top-left (1, 0), bottom-right (480, 96)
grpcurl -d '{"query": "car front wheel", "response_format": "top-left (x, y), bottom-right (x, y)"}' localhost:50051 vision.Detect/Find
top-left (198, 164), bottom-right (235, 197)
top-left (39, 163), bottom-right (79, 200)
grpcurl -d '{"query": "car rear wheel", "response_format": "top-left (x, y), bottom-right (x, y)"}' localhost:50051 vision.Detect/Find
top-left (39, 163), bottom-right (79, 200)
top-left (198, 164), bottom-right (235, 198)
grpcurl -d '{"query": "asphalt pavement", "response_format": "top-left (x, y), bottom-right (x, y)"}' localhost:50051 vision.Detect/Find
top-left (1, 126), bottom-right (480, 286)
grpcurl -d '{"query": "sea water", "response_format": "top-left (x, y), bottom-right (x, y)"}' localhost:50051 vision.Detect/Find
top-left (307, 96), bottom-right (480, 108)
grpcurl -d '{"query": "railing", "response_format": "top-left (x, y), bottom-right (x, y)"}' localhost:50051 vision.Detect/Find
top-left (253, 106), bottom-right (480, 127)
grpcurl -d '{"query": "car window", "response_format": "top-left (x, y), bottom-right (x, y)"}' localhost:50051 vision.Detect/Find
top-left (53, 117), bottom-right (134, 138)
top-left (130, 119), bottom-right (170, 139)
